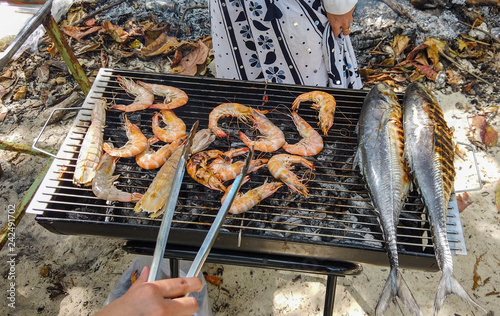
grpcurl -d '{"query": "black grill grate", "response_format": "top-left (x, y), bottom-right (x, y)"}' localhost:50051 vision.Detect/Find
top-left (27, 68), bottom-right (466, 270)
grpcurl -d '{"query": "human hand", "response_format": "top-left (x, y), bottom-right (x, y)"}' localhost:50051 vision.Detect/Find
top-left (326, 6), bottom-right (355, 37)
top-left (94, 266), bottom-right (202, 316)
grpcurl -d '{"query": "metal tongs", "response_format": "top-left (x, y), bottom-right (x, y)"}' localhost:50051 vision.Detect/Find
top-left (148, 120), bottom-right (254, 282)
top-left (148, 121), bottom-right (199, 282)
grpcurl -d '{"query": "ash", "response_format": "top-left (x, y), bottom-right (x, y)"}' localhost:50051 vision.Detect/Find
top-left (94, 0), bottom-right (210, 39)
top-left (353, 0), bottom-right (500, 63)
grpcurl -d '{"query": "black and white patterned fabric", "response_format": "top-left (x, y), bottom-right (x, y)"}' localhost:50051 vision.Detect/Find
top-left (210, 0), bottom-right (363, 89)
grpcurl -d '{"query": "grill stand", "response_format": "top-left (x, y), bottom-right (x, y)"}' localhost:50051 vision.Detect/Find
top-left (123, 240), bottom-right (363, 316)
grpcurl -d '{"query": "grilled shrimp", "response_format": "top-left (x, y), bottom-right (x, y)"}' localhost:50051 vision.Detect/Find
top-left (92, 154), bottom-right (143, 202)
top-left (73, 98), bottom-right (107, 186)
top-left (267, 154), bottom-right (315, 197)
top-left (282, 111), bottom-right (324, 156)
top-left (210, 147), bottom-right (268, 182)
top-left (239, 109), bottom-right (285, 152)
top-left (187, 149), bottom-right (227, 191)
top-left (190, 128), bottom-right (216, 154)
top-left (138, 81), bottom-right (188, 110)
top-left (208, 103), bottom-right (254, 137)
top-left (152, 110), bottom-right (186, 143)
top-left (222, 177), bottom-right (283, 214)
top-left (292, 91), bottom-right (336, 136)
top-left (113, 75), bottom-right (154, 112)
top-left (102, 115), bottom-right (148, 157)
top-left (136, 137), bottom-right (184, 170)
top-left (135, 129), bottom-right (215, 217)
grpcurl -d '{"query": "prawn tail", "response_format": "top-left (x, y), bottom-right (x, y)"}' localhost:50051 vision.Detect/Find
top-left (375, 268), bottom-right (422, 316)
top-left (434, 271), bottom-right (485, 316)
top-left (131, 192), bottom-right (144, 202)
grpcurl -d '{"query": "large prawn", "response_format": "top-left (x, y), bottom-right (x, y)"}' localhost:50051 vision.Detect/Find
top-left (135, 129), bottom-right (215, 217)
top-left (151, 110), bottom-right (186, 143)
top-left (221, 177), bottom-right (283, 214)
top-left (136, 137), bottom-right (184, 170)
top-left (292, 91), bottom-right (336, 136)
top-left (138, 81), bottom-right (188, 110)
top-left (238, 108), bottom-right (285, 152)
top-left (92, 154), bottom-right (143, 202)
top-left (187, 149), bottom-right (227, 191)
top-left (267, 154), bottom-right (315, 198)
top-left (208, 103), bottom-right (254, 138)
top-left (73, 98), bottom-right (107, 186)
top-left (102, 115), bottom-right (148, 157)
top-left (282, 111), bottom-right (324, 156)
top-left (209, 147), bottom-right (268, 182)
top-left (113, 75), bottom-right (154, 112)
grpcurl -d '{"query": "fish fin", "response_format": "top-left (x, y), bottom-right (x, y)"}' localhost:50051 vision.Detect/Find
top-left (376, 269), bottom-right (422, 316)
top-left (434, 272), bottom-right (485, 315)
top-left (353, 148), bottom-right (362, 172)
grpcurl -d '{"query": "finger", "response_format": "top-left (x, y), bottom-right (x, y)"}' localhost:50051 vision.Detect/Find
top-left (154, 277), bottom-right (203, 298)
top-left (163, 296), bottom-right (199, 316)
top-left (332, 24), bottom-right (341, 37)
top-left (342, 24), bottom-right (351, 36)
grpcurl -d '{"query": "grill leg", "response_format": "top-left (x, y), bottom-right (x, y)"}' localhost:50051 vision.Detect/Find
top-left (170, 258), bottom-right (180, 278)
top-left (323, 275), bottom-right (337, 316)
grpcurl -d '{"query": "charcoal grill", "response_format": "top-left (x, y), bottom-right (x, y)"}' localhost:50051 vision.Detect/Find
top-left (27, 68), bottom-right (467, 314)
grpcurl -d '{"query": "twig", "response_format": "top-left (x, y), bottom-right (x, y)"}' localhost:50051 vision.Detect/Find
top-left (378, 0), bottom-right (426, 31)
top-left (438, 51), bottom-right (493, 86)
top-left (460, 34), bottom-right (491, 46)
top-left (458, 20), bottom-right (500, 44)
top-left (70, 0), bottom-right (125, 26)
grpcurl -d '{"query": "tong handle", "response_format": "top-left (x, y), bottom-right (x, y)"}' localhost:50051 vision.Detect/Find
top-left (185, 147), bottom-right (254, 279)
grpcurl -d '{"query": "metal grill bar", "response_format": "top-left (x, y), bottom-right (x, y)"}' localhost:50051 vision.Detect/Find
top-left (27, 68), bottom-right (468, 270)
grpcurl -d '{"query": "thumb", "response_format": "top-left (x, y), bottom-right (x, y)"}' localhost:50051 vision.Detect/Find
top-left (134, 266), bottom-right (150, 286)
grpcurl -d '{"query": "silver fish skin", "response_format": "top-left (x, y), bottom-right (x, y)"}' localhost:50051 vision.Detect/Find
top-left (354, 83), bottom-right (421, 316)
top-left (403, 82), bottom-right (484, 315)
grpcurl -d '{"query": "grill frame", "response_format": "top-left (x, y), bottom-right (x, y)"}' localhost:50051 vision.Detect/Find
top-left (27, 68), bottom-right (467, 272)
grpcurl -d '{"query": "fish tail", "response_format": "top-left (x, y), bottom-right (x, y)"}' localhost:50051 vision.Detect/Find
top-left (375, 268), bottom-right (422, 316)
top-left (434, 271), bottom-right (485, 315)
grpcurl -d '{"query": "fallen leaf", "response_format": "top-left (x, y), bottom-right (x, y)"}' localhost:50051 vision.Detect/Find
top-left (457, 38), bottom-right (478, 51)
top-left (13, 86), bottom-right (27, 100)
top-left (456, 192), bottom-right (473, 212)
top-left (63, 26), bottom-right (101, 40)
top-left (483, 125), bottom-right (498, 147)
top-left (204, 274), bottom-right (222, 286)
top-left (171, 49), bottom-right (183, 66)
top-left (171, 40), bottom-right (210, 76)
top-left (446, 70), bottom-right (464, 85)
top-left (410, 60), bottom-right (437, 81)
top-left (139, 33), bottom-right (181, 57)
top-left (472, 253), bottom-right (485, 290)
top-left (131, 270), bottom-right (138, 284)
top-left (102, 20), bottom-right (129, 43)
top-left (391, 35), bottom-right (410, 57)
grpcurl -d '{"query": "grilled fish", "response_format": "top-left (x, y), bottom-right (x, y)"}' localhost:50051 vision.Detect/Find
top-left (403, 82), bottom-right (484, 315)
top-left (354, 83), bottom-right (421, 316)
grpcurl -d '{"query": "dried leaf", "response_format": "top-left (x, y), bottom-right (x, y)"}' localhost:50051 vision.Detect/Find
top-left (171, 49), bottom-right (183, 66)
top-left (410, 61), bottom-right (437, 81)
top-left (13, 86), bottom-right (27, 101)
top-left (409, 69), bottom-right (425, 82)
top-left (391, 35), bottom-right (410, 57)
top-left (131, 270), bottom-right (138, 284)
top-left (63, 26), bottom-right (101, 40)
top-left (171, 40), bottom-right (210, 76)
top-left (102, 20), bottom-right (129, 43)
top-left (483, 125), bottom-right (498, 147)
top-left (446, 70), bottom-right (464, 85)
top-left (129, 39), bottom-right (143, 50)
top-left (74, 42), bottom-right (102, 56)
top-left (472, 253), bottom-right (485, 290)
top-left (456, 192), bottom-right (473, 212)
top-left (204, 274), bottom-right (222, 286)
top-left (423, 38), bottom-right (440, 69)
top-left (139, 33), bottom-right (181, 57)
